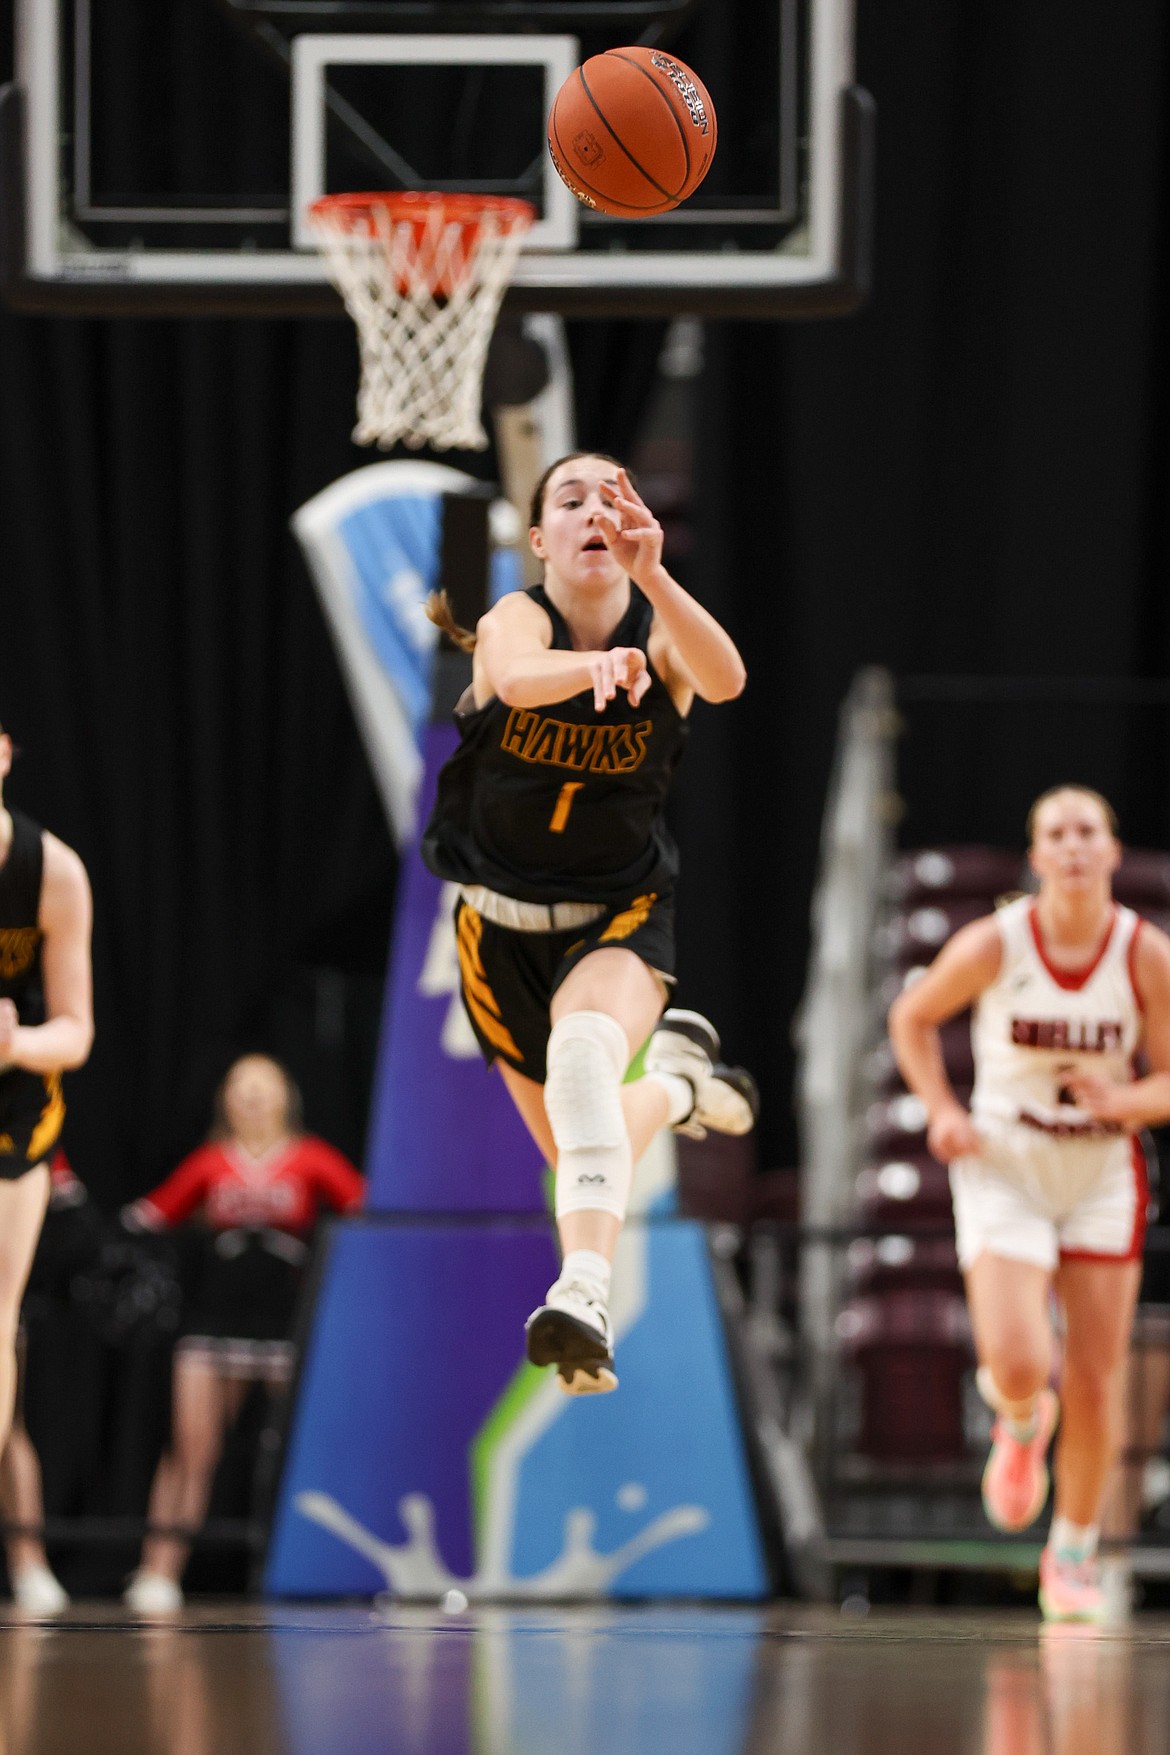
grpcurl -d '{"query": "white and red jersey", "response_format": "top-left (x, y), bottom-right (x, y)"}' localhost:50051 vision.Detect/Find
top-left (129, 1135), bottom-right (364, 1236)
top-left (971, 895), bottom-right (1144, 1139)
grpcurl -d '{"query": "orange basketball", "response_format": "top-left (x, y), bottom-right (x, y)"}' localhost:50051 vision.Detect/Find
top-left (547, 47), bottom-right (717, 219)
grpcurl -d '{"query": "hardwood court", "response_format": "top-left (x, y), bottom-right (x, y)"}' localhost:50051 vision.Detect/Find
top-left (0, 1602), bottom-right (1168, 1753)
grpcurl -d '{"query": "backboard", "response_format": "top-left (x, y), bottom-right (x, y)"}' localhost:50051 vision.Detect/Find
top-left (2, 0), bottom-right (872, 318)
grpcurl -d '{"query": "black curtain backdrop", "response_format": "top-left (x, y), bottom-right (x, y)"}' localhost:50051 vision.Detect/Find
top-left (1, 0), bottom-right (1169, 1200)
top-left (0, 309), bottom-right (403, 1189)
top-left (671, 0), bottom-right (1170, 1162)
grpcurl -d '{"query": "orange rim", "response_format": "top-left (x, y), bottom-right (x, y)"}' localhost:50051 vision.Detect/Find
top-left (308, 192), bottom-right (536, 235)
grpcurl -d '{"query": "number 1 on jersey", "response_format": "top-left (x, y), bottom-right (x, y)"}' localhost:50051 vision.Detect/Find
top-left (549, 782), bottom-right (584, 834)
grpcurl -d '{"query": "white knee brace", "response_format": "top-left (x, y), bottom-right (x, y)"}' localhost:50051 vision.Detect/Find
top-left (545, 1011), bottom-right (633, 1224)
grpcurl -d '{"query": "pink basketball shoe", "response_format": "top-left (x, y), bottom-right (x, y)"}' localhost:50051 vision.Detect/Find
top-left (1039, 1546), bottom-right (1106, 1624)
top-left (982, 1388), bottom-right (1059, 1532)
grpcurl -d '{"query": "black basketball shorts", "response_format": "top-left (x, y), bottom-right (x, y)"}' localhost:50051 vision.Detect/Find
top-left (0, 1068), bottom-right (65, 1179)
top-left (454, 890), bottom-right (676, 1084)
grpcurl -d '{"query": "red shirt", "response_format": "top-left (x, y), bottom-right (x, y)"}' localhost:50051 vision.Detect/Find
top-left (48, 1148), bottom-right (86, 1209)
top-left (132, 1137), bottom-right (364, 1235)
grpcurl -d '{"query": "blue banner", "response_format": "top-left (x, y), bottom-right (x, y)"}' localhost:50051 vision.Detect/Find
top-left (265, 1217), bottom-right (769, 1600)
top-left (294, 461), bottom-right (543, 1211)
top-left (293, 459), bottom-right (521, 844)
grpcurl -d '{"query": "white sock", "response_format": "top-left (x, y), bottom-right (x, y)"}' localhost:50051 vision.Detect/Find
top-left (558, 1250), bottom-right (611, 1300)
top-left (1049, 1516), bottom-right (1098, 1564)
top-left (645, 1069), bottom-right (694, 1127)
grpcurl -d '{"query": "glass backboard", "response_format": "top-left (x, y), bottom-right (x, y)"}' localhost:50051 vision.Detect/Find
top-left (2, 0), bottom-right (872, 317)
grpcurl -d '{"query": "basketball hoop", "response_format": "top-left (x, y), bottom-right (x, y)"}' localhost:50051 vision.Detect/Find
top-left (307, 192), bottom-right (537, 453)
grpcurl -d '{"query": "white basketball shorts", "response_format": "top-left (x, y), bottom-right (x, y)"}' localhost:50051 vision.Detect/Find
top-left (949, 1118), bottom-right (1148, 1273)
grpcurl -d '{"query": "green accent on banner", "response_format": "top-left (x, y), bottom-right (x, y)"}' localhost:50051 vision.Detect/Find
top-left (470, 1357), bottom-right (548, 1546)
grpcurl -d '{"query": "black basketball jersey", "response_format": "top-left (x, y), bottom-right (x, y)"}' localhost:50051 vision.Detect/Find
top-left (0, 810), bottom-right (46, 1025)
top-left (422, 584), bottom-right (688, 904)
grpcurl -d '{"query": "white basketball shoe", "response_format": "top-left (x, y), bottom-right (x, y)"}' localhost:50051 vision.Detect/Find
top-left (525, 1278), bottom-right (618, 1395)
top-left (10, 1562), bottom-right (69, 1617)
top-left (123, 1570), bottom-right (184, 1615)
top-left (644, 1010), bottom-right (760, 1140)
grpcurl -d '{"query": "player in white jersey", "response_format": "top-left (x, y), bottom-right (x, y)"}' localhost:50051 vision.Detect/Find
top-left (889, 786), bottom-right (1170, 1622)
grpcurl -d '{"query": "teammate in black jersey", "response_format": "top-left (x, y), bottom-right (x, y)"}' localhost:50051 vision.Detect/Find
top-left (0, 725), bottom-right (94, 1519)
top-left (423, 453), bottom-right (757, 1394)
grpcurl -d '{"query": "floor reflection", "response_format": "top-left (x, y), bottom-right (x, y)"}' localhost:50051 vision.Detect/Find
top-left (0, 1615), bottom-right (292, 1755)
top-left (271, 1606), bottom-right (765, 1755)
top-left (1, 1605), bottom-right (1169, 1755)
top-left (983, 1626), bottom-right (1143, 1755)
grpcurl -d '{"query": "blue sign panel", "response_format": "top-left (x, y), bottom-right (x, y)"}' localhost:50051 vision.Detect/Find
top-left (265, 1218), bottom-right (769, 1600)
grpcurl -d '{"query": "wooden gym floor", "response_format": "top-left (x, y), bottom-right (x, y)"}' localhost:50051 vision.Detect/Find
top-left (0, 1601), bottom-right (1167, 1753)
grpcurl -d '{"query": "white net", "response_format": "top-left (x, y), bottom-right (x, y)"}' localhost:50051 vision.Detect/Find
top-left (307, 193), bottom-right (536, 453)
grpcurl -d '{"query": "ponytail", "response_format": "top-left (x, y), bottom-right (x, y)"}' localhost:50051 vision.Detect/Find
top-left (425, 590), bottom-right (477, 654)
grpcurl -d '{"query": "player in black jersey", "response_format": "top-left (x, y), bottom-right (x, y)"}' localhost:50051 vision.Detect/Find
top-left (0, 725), bottom-right (94, 1491)
top-left (423, 453), bottom-right (757, 1394)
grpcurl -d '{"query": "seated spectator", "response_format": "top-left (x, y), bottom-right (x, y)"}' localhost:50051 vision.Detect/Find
top-left (121, 1054), bottom-right (363, 1612)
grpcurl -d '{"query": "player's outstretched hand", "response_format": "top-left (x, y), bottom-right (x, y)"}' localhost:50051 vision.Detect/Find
top-left (597, 468), bottom-right (665, 583)
top-left (926, 1100), bottom-right (982, 1165)
top-left (587, 646), bottom-right (651, 711)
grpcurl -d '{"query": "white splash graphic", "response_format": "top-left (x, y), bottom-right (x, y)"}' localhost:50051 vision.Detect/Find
top-left (295, 1488), bottom-right (709, 1600)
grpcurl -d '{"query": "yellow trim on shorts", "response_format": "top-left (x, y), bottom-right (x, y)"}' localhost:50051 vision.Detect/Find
top-left (599, 892), bottom-right (657, 943)
top-left (456, 907), bottom-right (525, 1062)
top-left (27, 1072), bottom-right (65, 1164)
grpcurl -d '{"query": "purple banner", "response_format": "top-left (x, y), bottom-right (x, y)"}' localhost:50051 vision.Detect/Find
top-left (365, 722), bottom-right (546, 1213)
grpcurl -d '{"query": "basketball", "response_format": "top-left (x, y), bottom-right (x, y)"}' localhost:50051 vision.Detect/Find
top-left (547, 47), bottom-right (717, 219)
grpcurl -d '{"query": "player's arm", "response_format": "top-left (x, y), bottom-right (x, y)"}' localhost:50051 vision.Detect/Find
top-left (887, 915), bottom-right (1003, 1163)
top-left (0, 834), bottom-right (93, 1075)
top-left (1066, 924), bottom-right (1170, 1127)
top-left (598, 468), bottom-right (746, 706)
top-left (474, 590), bottom-right (650, 713)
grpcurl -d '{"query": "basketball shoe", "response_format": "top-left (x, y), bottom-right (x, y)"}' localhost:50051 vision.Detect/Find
top-left (525, 1277), bottom-right (617, 1396)
top-left (1039, 1546), bottom-right (1107, 1624)
top-left (982, 1387), bottom-right (1059, 1532)
top-left (10, 1562), bottom-right (69, 1617)
top-left (123, 1570), bottom-right (184, 1615)
top-left (643, 1010), bottom-right (759, 1140)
